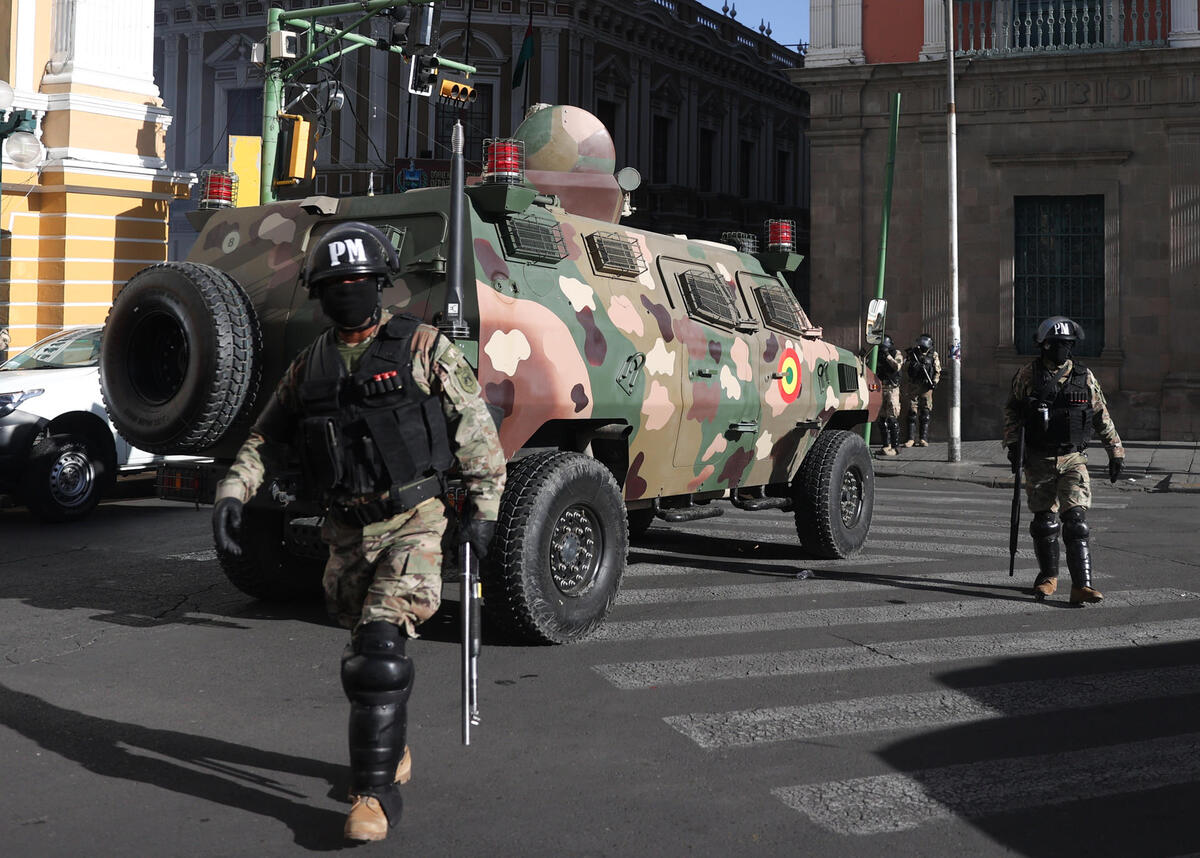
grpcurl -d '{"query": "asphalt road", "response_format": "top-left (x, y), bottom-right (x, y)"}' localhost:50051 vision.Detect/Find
top-left (2, 474), bottom-right (1199, 857)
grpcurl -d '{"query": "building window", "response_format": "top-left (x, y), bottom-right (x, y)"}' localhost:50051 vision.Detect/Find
top-left (652, 116), bottom-right (673, 184)
top-left (1013, 195), bottom-right (1104, 357)
top-left (739, 140), bottom-right (755, 198)
top-left (435, 83), bottom-right (493, 165)
top-left (226, 87), bottom-right (263, 137)
top-left (697, 128), bottom-right (715, 193)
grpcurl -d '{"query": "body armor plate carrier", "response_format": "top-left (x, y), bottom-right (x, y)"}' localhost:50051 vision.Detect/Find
top-left (295, 315), bottom-right (454, 523)
top-left (1025, 360), bottom-right (1095, 454)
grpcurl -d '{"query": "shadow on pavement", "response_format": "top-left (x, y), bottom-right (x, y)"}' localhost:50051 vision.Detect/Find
top-left (0, 682), bottom-right (348, 851)
top-left (875, 640), bottom-right (1200, 856)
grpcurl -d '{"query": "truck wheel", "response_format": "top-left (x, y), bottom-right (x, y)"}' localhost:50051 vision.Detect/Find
top-left (217, 507), bottom-right (325, 601)
top-left (792, 429), bottom-right (874, 559)
top-left (627, 508), bottom-right (656, 541)
top-left (100, 262), bottom-right (260, 454)
top-left (23, 433), bottom-right (110, 522)
top-left (486, 451), bottom-right (629, 644)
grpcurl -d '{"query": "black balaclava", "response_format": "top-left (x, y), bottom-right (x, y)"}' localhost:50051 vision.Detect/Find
top-left (1042, 338), bottom-right (1073, 366)
top-left (320, 278), bottom-right (381, 332)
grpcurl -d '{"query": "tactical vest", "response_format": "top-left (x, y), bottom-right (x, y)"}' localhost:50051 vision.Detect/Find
top-left (906, 350), bottom-right (936, 386)
top-left (876, 350), bottom-right (901, 387)
top-left (1024, 360), bottom-right (1095, 453)
top-left (294, 314), bottom-right (454, 511)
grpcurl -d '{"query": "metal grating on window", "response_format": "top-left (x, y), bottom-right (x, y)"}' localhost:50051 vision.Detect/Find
top-left (754, 284), bottom-right (804, 336)
top-left (721, 231), bottom-right (758, 253)
top-left (1013, 195), bottom-right (1104, 357)
top-left (586, 231), bottom-right (646, 277)
top-left (501, 215), bottom-right (568, 263)
top-left (679, 269), bottom-right (737, 328)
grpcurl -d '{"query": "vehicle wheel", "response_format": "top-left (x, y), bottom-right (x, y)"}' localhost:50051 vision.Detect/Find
top-left (792, 429), bottom-right (874, 559)
top-left (100, 262), bottom-right (260, 454)
top-left (22, 433), bottom-right (109, 522)
top-left (627, 507), bottom-right (656, 541)
top-left (485, 451), bottom-right (629, 644)
top-left (217, 506), bottom-right (325, 601)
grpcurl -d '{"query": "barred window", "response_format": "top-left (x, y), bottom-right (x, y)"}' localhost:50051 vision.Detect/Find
top-left (1014, 195), bottom-right (1104, 357)
top-left (679, 269), bottom-right (737, 328)
top-left (754, 282), bottom-right (806, 336)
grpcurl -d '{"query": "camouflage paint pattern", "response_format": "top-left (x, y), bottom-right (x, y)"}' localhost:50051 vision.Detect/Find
top-left (184, 106), bottom-right (876, 513)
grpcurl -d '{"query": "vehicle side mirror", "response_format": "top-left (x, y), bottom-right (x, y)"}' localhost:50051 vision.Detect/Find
top-left (865, 298), bottom-right (887, 346)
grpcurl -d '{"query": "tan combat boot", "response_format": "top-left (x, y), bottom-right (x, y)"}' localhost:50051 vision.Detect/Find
top-left (882, 445), bottom-right (898, 457)
top-left (1033, 577), bottom-right (1057, 600)
top-left (1070, 586), bottom-right (1103, 604)
top-left (345, 795), bottom-right (388, 841)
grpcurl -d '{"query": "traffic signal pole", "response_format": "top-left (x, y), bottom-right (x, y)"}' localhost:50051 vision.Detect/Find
top-left (261, 0), bottom-right (476, 204)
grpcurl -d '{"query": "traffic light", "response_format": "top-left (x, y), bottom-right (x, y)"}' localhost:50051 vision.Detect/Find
top-left (408, 54), bottom-right (439, 97)
top-left (274, 113), bottom-right (316, 187)
top-left (439, 78), bottom-right (477, 106)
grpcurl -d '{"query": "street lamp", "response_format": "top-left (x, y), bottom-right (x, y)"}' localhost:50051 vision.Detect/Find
top-left (0, 79), bottom-right (45, 186)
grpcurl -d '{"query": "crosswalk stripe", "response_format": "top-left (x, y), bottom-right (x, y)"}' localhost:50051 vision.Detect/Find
top-left (593, 616), bottom-right (1200, 689)
top-left (589, 588), bottom-right (1194, 643)
top-left (665, 664), bottom-right (1200, 749)
top-left (624, 551), bottom-right (941, 575)
top-left (617, 567), bottom-right (1040, 605)
top-left (772, 732), bottom-right (1200, 835)
top-left (870, 525), bottom-right (1011, 541)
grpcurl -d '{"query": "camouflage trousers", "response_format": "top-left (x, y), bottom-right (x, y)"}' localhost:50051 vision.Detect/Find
top-left (1023, 451), bottom-right (1091, 514)
top-left (321, 497), bottom-right (449, 637)
top-left (880, 386), bottom-right (902, 419)
top-left (905, 386), bottom-right (934, 415)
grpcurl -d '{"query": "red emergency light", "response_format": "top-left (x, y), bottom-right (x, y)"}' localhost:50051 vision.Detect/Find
top-left (482, 138), bottom-right (525, 185)
top-left (198, 170), bottom-right (238, 209)
top-left (765, 218), bottom-right (795, 253)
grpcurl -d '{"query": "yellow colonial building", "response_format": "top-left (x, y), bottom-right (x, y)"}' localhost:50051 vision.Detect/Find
top-left (1, 0), bottom-right (189, 355)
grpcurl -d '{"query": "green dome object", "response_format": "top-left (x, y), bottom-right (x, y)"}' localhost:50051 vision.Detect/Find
top-left (513, 105), bottom-right (617, 175)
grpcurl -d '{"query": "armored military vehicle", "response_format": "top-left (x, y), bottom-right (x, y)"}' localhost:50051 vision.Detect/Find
top-left (100, 105), bottom-right (882, 644)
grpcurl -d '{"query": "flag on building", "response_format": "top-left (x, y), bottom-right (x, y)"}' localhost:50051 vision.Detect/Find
top-left (511, 17), bottom-right (534, 89)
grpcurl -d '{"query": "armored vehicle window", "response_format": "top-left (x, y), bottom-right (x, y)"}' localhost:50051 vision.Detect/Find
top-left (585, 231), bottom-right (647, 278)
top-left (679, 268), bottom-right (738, 329)
top-left (501, 214), bottom-right (568, 263)
top-left (741, 273), bottom-right (815, 337)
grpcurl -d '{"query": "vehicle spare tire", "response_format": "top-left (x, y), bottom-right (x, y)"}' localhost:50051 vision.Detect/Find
top-left (100, 262), bottom-right (260, 455)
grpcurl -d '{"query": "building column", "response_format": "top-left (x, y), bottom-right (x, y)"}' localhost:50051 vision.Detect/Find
top-left (160, 33), bottom-right (180, 168)
top-left (1170, 0), bottom-right (1200, 47)
top-left (568, 30), bottom-right (581, 106)
top-left (185, 32), bottom-right (205, 169)
top-left (806, 0), bottom-right (865, 67)
top-left (920, 0), bottom-right (947, 60)
top-left (5, 0), bottom-right (189, 348)
top-left (539, 27), bottom-right (561, 105)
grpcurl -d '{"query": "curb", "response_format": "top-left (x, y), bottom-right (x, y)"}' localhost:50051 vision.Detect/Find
top-left (873, 465), bottom-right (1179, 493)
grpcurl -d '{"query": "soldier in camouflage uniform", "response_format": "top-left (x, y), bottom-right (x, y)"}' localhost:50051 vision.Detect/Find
top-left (1002, 316), bottom-right (1123, 605)
top-left (211, 222), bottom-right (506, 842)
top-left (903, 333), bottom-right (941, 447)
top-left (875, 335), bottom-right (904, 456)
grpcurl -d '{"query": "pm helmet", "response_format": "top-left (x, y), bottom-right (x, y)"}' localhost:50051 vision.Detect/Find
top-left (1034, 316), bottom-right (1084, 345)
top-left (303, 221), bottom-right (400, 296)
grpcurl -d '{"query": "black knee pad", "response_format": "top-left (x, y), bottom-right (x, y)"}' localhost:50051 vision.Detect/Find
top-left (1029, 511), bottom-right (1060, 540)
top-left (1062, 507), bottom-right (1089, 541)
top-left (342, 621), bottom-right (413, 705)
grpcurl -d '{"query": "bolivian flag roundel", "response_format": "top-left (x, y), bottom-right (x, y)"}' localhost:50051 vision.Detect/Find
top-left (778, 347), bottom-right (802, 403)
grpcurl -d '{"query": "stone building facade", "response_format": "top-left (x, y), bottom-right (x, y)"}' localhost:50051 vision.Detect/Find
top-left (153, 0), bottom-right (811, 279)
top-left (794, 0), bottom-right (1200, 440)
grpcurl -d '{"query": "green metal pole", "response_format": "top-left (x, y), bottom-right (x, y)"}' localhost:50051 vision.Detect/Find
top-left (864, 91), bottom-right (901, 447)
top-left (261, 5), bottom-right (284, 204)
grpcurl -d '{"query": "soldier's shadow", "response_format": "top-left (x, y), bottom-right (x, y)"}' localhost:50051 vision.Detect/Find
top-left (0, 682), bottom-right (346, 850)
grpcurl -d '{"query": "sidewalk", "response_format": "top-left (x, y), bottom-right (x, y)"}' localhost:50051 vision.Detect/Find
top-left (870, 438), bottom-right (1200, 494)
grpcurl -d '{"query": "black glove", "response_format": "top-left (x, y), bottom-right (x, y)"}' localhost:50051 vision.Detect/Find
top-left (212, 497), bottom-right (244, 557)
top-left (459, 518), bottom-right (497, 562)
top-left (1108, 457), bottom-right (1124, 483)
top-left (1006, 445), bottom-right (1021, 474)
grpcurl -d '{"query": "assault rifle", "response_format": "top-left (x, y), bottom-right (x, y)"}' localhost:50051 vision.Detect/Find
top-left (461, 542), bottom-right (481, 745)
top-left (907, 348), bottom-right (936, 388)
